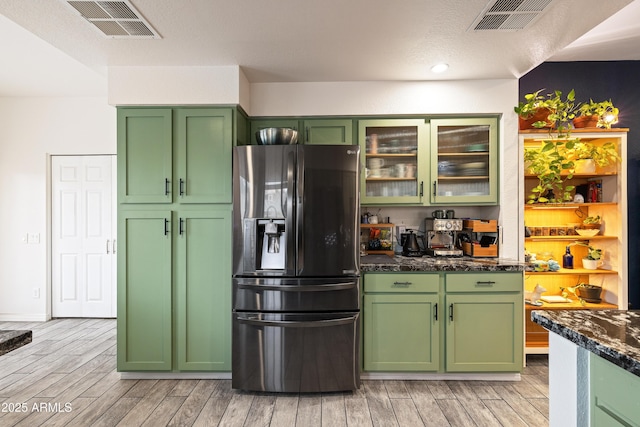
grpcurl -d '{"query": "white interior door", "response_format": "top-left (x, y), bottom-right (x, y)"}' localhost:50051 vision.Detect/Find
top-left (52, 155), bottom-right (116, 317)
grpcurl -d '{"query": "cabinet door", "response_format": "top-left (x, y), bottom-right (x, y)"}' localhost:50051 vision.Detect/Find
top-left (117, 210), bottom-right (172, 371)
top-left (364, 294), bottom-right (439, 371)
top-left (176, 209), bottom-right (232, 371)
top-left (445, 293), bottom-right (522, 372)
top-left (430, 118), bottom-right (498, 205)
top-left (175, 108), bottom-right (232, 204)
top-left (359, 119), bottom-right (429, 205)
top-left (117, 109), bottom-right (173, 203)
top-left (303, 119), bottom-right (353, 145)
top-left (250, 119), bottom-right (300, 144)
top-left (591, 352), bottom-right (640, 425)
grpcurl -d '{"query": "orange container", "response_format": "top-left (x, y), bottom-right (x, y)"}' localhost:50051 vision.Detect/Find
top-left (463, 219), bottom-right (497, 232)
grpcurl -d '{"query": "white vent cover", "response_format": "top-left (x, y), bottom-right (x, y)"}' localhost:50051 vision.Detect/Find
top-left (64, 0), bottom-right (160, 38)
top-left (469, 0), bottom-right (555, 31)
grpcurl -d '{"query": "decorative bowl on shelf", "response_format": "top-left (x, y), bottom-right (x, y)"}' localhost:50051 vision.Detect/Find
top-left (575, 229), bottom-right (600, 237)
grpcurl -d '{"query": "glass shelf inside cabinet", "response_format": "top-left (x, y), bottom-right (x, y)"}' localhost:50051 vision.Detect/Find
top-left (365, 125), bottom-right (419, 198)
top-left (436, 125), bottom-right (490, 197)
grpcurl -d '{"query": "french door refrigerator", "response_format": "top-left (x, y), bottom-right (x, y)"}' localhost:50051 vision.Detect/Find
top-left (232, 144), bottom-right (360, 392)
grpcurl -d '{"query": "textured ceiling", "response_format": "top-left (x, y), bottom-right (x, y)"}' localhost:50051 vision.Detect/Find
top-left (0, 0), bottom-right (638, 97)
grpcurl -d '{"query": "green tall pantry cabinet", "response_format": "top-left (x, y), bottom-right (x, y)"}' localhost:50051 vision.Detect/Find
top-left (117, 107), bottom-right (237, 372)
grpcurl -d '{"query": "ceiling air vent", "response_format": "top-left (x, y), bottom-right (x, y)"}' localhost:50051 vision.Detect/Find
top-left (64, 0), bottom-right (160, 38)
top-left (469, 0), bottom-right (555, 31)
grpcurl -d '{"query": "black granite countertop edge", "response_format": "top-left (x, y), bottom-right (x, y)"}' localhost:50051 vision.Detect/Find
top-left (360, 255), bottom-right (526, 272)
top-left (532, 311), bottom-right (640, 377)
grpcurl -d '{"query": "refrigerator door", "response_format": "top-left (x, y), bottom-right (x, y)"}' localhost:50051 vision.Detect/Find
top-left (296, 145), bottom-right (360, 277)
top-left (233, 146), bottom-right (296, 276)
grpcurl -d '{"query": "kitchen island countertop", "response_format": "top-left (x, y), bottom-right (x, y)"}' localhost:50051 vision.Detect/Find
top-left (532, 309), bottom-right (640, 377)
top-left (360, 254), bottom-right (525, 272)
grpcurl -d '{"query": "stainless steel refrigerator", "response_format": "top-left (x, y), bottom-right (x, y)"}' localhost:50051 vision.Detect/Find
top-left (232, 144), bottom-right (360, 393)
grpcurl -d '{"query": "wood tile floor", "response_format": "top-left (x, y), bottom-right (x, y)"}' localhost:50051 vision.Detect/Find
top-left (0, 318), bottom-right (549, 426)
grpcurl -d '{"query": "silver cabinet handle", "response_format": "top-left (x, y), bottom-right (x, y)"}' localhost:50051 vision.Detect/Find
top-left (113, 239), bottom-right (116, 254)
top-left (106, 239), bottom-right (110, 254)
top-left (475, 281), bottom-right (496, 287)
top-left (393, 281), bottom-right (412, 287)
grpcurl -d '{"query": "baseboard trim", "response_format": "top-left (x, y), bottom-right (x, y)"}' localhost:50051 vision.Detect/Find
top-left (119, 372), bottom-right (232, 380)
top-left (0, 314), bottom-right (49, 322)
top-left (360, 372), bottom-right (521, 381)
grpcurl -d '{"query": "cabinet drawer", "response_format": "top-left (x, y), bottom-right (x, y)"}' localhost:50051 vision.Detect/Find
top-left (364, 273), bottom-right (439, 293)
top-left (446, 273), bottom-right (522, 293)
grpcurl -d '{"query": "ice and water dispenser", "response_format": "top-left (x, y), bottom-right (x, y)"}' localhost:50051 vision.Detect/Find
top-left (256, 219), bottom-right (286, 270)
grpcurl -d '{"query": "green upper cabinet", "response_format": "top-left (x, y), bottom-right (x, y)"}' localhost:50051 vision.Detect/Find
top-left (175, 209), bottom-right (232, 371)
top-left (359, 119), bottom-right (430, 205)
top-left (249, 119), bottom-right (300, 145)
top-left (118, 108), bottom-right (173, 204)
top-left (175, 108), bottom-right (233, 204)
top-left (302, 119), bottom-right (354, 145)
top-left (429, 117), bottom-right (498, 205)
top-left (117, 210), bottom-right (173, 371)
top-left (118, 107), bottom-right (233, 205)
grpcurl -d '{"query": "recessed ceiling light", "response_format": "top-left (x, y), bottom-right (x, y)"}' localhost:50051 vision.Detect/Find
top-left (431, 63), bottom-right (449, 73)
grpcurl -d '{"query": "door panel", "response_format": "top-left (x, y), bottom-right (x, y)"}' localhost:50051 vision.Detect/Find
top-left (176, 109), bottom-right (232, 203)
top-left (117, 210), bottom-right (172, 371)
top-left (117, 108), bottom-right (172, 203)
top-left (52, 155), bottom-right (116, 318)
top-left (297, 145), bottom-right (360, 276)
top-left (176, 209), bottom-right (232, 371)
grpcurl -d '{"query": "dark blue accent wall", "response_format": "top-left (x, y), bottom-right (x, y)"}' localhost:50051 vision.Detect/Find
top-left (519, 61), bottom-right (640, 309)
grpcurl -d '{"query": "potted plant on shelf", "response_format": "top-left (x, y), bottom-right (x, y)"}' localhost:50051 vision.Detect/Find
top-left (566, 140), bottom-right (620, 174)
top-left (575, 283), bottom-right (603, 302)
top-left (515, 89), bottom-right (577, 133)
top-left (581, 244), bottom-right (602, 270)
top-left (573, 99), bottom-right (619, 129)
top-left (523, 140), bottom-right (575, 204)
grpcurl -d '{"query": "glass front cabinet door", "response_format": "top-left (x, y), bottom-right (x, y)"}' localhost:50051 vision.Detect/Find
top-left (429, 118), bottom-right (498, 205)
top-left (359, 119), bottom-right (429, 204)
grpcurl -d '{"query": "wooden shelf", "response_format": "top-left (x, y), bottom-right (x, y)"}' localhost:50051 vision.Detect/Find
top-left (525, 300), bottom-right (618, 310)
top-left (437, 175), bottom-right (489, 180)
top-left (525, 172), bottom-right (617, 178)
top-left (366, 177), bottom-right (416, 182)
top-left (365, 153), bottom-right (416, 157)
top-left (524, 202), bottom-right (617, 209)
top-left (437, 151), bottom-right (489, 156)
top-left (526, 268), bottom-right (617, 275)
top-left (360, 223), bottom-right (394, 228)
top-left (525, 236), bottom-right (617, 242)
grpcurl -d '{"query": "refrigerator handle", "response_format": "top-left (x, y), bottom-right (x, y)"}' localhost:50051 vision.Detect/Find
top-left (286, 150), bottom-right (296, 273)
top-left (296, 148), bottom-right (305, 273)
top-left (236, 313), bottom-right (358, 328)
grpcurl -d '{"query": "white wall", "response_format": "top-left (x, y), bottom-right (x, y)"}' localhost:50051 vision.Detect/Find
top-left (0, 97), bottom-right (116, 320)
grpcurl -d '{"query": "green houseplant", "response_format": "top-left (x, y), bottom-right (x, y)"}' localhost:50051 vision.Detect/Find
top-left (566, 140), bottom-right (620, 174)
top-left (574, 99), bottom-right (619, 129)
top-left (524, 140), bottom-right (575, 203)
top-left (515, 89), bottom-right (577, 133)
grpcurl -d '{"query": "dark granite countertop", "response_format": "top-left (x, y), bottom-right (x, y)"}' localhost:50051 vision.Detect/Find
top-left (360, 254), bottom-right (526, 272)
top-left (532, 310), bottom-right (640, 377)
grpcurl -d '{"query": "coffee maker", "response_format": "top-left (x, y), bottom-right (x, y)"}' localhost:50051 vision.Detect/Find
top-left (424, 218), bottom-right (463, 257)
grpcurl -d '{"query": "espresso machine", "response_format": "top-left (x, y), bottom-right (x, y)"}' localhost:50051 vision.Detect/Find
top-left (424, 218), bottom-right (463, 257)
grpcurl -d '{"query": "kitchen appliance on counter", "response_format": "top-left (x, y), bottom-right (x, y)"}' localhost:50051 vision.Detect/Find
top-left (424, 218), bottom-right (464, 257)
top-left (232, 144), bottom-right (361, 393)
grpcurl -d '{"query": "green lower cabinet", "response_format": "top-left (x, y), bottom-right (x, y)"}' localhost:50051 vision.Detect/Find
top-left (590, 352), bottom-right (640, 425)
top-left (364, 293), bottom-right (439, 371)
top-left (445, 293), bottom-right (523, 372)
top-left (118, 210), bottom-right (173, 371)
top-left (176, 209), bottom-right (232, 371)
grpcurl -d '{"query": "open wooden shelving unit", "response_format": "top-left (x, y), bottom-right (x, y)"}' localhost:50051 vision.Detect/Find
top-left (520, 129), bottom-right (628, 354)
